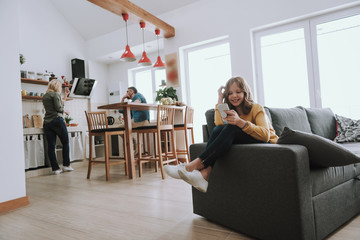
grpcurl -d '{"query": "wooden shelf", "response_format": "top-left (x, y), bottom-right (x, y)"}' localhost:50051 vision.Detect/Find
top-left (21, 78), bottom-right (49, 85)
top-left (22, 95), bottom-right (73, 101)
top-left (21, 78), bottom-right (71, 88)
top-left (22, 95), bottom-right (43, 100)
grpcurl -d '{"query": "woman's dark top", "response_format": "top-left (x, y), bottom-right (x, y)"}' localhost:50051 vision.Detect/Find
top-left (42, 91), bottom-right (64, 125)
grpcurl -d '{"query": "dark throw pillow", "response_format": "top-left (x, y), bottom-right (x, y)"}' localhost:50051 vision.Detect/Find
top-left (335, 114), bottom-right (360, 143)
top-left (277, 127), bottom-right (360, 168)
top-left (304, 107), bottom-right (336, 140)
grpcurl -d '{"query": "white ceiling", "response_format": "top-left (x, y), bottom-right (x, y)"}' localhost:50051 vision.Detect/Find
top-left (50, 0), bottom-right (199, 41)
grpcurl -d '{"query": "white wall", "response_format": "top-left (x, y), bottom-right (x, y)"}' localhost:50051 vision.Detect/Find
top-left (18, 0), bottom-right (85, 79)
top-left (160, 0), bottom-right (357, 95)
top-left (18, 0), bottom-right (111, 126)
top-left (88, 61), bottom-right (109, 109)
top-left (0, 0), bottom-right (26, 203)
top-left (87, 0), bottom-right (356, 102)
top-left (0, 0), bottom-right (110, 204)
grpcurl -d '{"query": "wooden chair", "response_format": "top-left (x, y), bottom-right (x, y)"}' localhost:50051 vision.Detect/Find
top-left (85, 111), bottom-right (127, 181)
top-left (174, 106), bottom-right (194, 163)
top-left (133, 105), bottom-right (178, 179)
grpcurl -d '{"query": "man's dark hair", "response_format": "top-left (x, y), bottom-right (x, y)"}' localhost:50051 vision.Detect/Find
top-left (128, 87), bottom-right (138, 94)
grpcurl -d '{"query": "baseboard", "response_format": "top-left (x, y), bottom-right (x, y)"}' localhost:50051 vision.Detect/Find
top-left (0, 196), bottom-right (30, 214)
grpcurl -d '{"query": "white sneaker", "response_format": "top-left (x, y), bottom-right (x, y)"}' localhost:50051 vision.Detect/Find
top-left (163, 163), bottom-right (186, 179)
top-left (178, 168), bottom-right (208, 193)
top-left (54, 169), bottom-right (63, 175)
top-left (63, 166), bottom-right (74, 172)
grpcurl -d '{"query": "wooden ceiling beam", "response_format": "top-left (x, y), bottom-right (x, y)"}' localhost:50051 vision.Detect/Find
top-left (88, 0), bottom-right (175, 38)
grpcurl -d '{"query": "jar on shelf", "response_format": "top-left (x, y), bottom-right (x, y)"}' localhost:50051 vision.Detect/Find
top-left (36, 73), bottom-right (43, 80)
top-left (28, 71), bottom-right (35, 80)
top-left (20, 70), bottom-right (27, 78)
top-left (44, 73), bottom-right (50, 81)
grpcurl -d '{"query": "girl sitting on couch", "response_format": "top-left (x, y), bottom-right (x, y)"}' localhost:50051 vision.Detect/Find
top-left (164, 76), bottom-right (278, 192)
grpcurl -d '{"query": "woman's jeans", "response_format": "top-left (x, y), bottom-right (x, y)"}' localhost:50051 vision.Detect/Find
top-left (43, 117), bottom-right (70, 171)
top-left (199, 124), bottom-right (262, 168)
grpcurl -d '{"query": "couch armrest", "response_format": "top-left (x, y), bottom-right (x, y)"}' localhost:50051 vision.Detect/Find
top-left (190, 143), bottom-right (316, 240)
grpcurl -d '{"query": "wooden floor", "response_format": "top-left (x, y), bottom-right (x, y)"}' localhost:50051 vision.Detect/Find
top-left (1, 164), bottom-right (359, 240)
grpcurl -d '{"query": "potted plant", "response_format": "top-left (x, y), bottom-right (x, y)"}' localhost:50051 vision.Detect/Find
top-left (64, 115), bottom-right (73, 127)
top-left (19, 54), bottom-right (26, 65)
top-left (155, 87), bottom-right (178, 105)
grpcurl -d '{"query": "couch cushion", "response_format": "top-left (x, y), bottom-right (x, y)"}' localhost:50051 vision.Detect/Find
top-left (277, 127), bottom-right (360, 168)
top-left (266, 107), bottom-right (312, 136)
top-left (311, 163), bottom-right (360, 196)
top-left (340, 142), bottom-right (360, 158)
top-left (205, 109), bottom-right (216, 135)
top-left (304, 107), bottom-right (336, 140)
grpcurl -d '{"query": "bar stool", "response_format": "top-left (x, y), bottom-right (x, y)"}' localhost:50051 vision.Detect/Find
top-left (174, 106), bottom-right (194, 163)
top-left (85, 111), bottom-right (127, 181)
top-left (133, 105), bottom-right (178, 179)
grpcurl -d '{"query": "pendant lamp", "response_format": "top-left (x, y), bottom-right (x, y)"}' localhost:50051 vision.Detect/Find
top-left (138, 22), bottom-right (152, 66)
top-left (153, 29), bottom-right (165, 69)
top-left (120, 13), bottom-right (136, 62)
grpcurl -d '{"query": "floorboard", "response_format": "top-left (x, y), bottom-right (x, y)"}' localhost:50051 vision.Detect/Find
top-left (1, 164), bottom-right (359, 240)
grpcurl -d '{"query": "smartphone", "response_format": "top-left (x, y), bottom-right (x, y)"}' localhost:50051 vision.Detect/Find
top-left (218, 103), bottom-right (230, 123)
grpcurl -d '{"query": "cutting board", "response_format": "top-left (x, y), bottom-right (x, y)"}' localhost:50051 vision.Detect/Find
top-left (23, 115), bottom-right (31, 128)
top-left (32, 115), bottom-right (43, 128)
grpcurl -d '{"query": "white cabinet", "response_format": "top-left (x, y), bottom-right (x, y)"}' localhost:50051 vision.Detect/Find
top-left (23, 127), bottom-right (86, 170)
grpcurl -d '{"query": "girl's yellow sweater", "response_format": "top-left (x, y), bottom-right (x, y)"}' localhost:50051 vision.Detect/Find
top-left (215, 103), bottom-right (278, 143)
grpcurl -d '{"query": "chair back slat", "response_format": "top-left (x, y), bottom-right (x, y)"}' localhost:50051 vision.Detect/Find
top-left (184, 106), bottom-right (194, 128)
top-left (157, 105), bottom-right (175, 130)
top-left (85, 111), bottom-right (109, 131)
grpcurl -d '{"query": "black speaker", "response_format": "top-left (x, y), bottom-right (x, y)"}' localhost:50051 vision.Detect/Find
top-left (71, 58), bottom-right (85, 79)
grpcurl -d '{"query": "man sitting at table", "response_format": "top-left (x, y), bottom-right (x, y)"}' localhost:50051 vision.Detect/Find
top-left (120, 86), bottom-right (150, 128)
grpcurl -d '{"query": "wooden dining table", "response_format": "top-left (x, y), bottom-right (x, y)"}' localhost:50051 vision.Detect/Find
top-left (98, 102), bottom-right (184, 179)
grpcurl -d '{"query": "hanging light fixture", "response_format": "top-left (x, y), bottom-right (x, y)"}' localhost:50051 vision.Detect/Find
top-left (138, 21), bottom-right (152, 66)
top-left (120, 13), bottom-right (136, 62)
top-left (153, 29), bottom-right (165, 69)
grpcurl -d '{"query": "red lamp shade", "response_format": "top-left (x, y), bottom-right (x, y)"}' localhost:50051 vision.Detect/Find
top-left (153, 56), bottom-right (165, 69)
top-left (138, 21), bottom-right (152, 66)
top-left (120, 13), bottom-right (136, 62)
top-left (138, 51), bottom-right (152, 66)
top-left (121, 45), bottom-right (136, 62)
top-left (154, 29), bottom-right (165, 69)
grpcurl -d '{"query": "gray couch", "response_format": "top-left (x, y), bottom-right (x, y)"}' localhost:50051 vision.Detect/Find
top-left (190, 106), bottom-right (360, 240)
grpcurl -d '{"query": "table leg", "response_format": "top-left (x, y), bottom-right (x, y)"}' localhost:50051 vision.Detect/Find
top-left (124, 107), bottom-right (135, 179)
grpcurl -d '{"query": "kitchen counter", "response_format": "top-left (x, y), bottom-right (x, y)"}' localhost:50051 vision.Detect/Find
top-left (23, 126), bottom-right (87, 135)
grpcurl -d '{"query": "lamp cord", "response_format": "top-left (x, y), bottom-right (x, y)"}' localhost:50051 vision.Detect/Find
top-left (125, 20), bottom-right (129, 45)
top-left (157, 35), bottom-right (160, 56)
top-left (142, 28), bottom-right (145, 51)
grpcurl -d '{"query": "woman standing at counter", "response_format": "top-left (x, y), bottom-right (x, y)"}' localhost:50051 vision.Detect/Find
top-left (42, 79), bottom-right (73, 174)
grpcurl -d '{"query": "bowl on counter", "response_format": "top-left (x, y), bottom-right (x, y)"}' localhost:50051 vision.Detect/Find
top-left (70, 123), bottom-right (79, 127)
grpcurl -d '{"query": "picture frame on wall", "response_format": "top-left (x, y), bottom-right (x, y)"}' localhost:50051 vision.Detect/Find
top-left (165, 52), bottom-right (180, 87)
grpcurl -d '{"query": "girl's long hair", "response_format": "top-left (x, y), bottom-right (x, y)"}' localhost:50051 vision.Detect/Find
top-left (223, 76), bottom-right (254, 115)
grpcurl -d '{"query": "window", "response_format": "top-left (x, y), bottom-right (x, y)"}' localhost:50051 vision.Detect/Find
top-left (316, 13), bottom-right (360, 118)
top-left (129, 68), bottom-right (166, 103)
top-left (129, 68), bottom-right (166, 120)
top-left (259, 27), bottom-right (310, 107)
top-left (253, 5), bottom-right (360, 118)
top-left (183, 38), bottom-right (232, 143)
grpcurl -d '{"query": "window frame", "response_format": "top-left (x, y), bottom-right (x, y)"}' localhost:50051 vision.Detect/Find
top-left (252, 4), bottom-right (360, 108)
top-left (180, 36), bottom-right (230, 106)
top-left (128, 66), bottom-right (164, 103)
